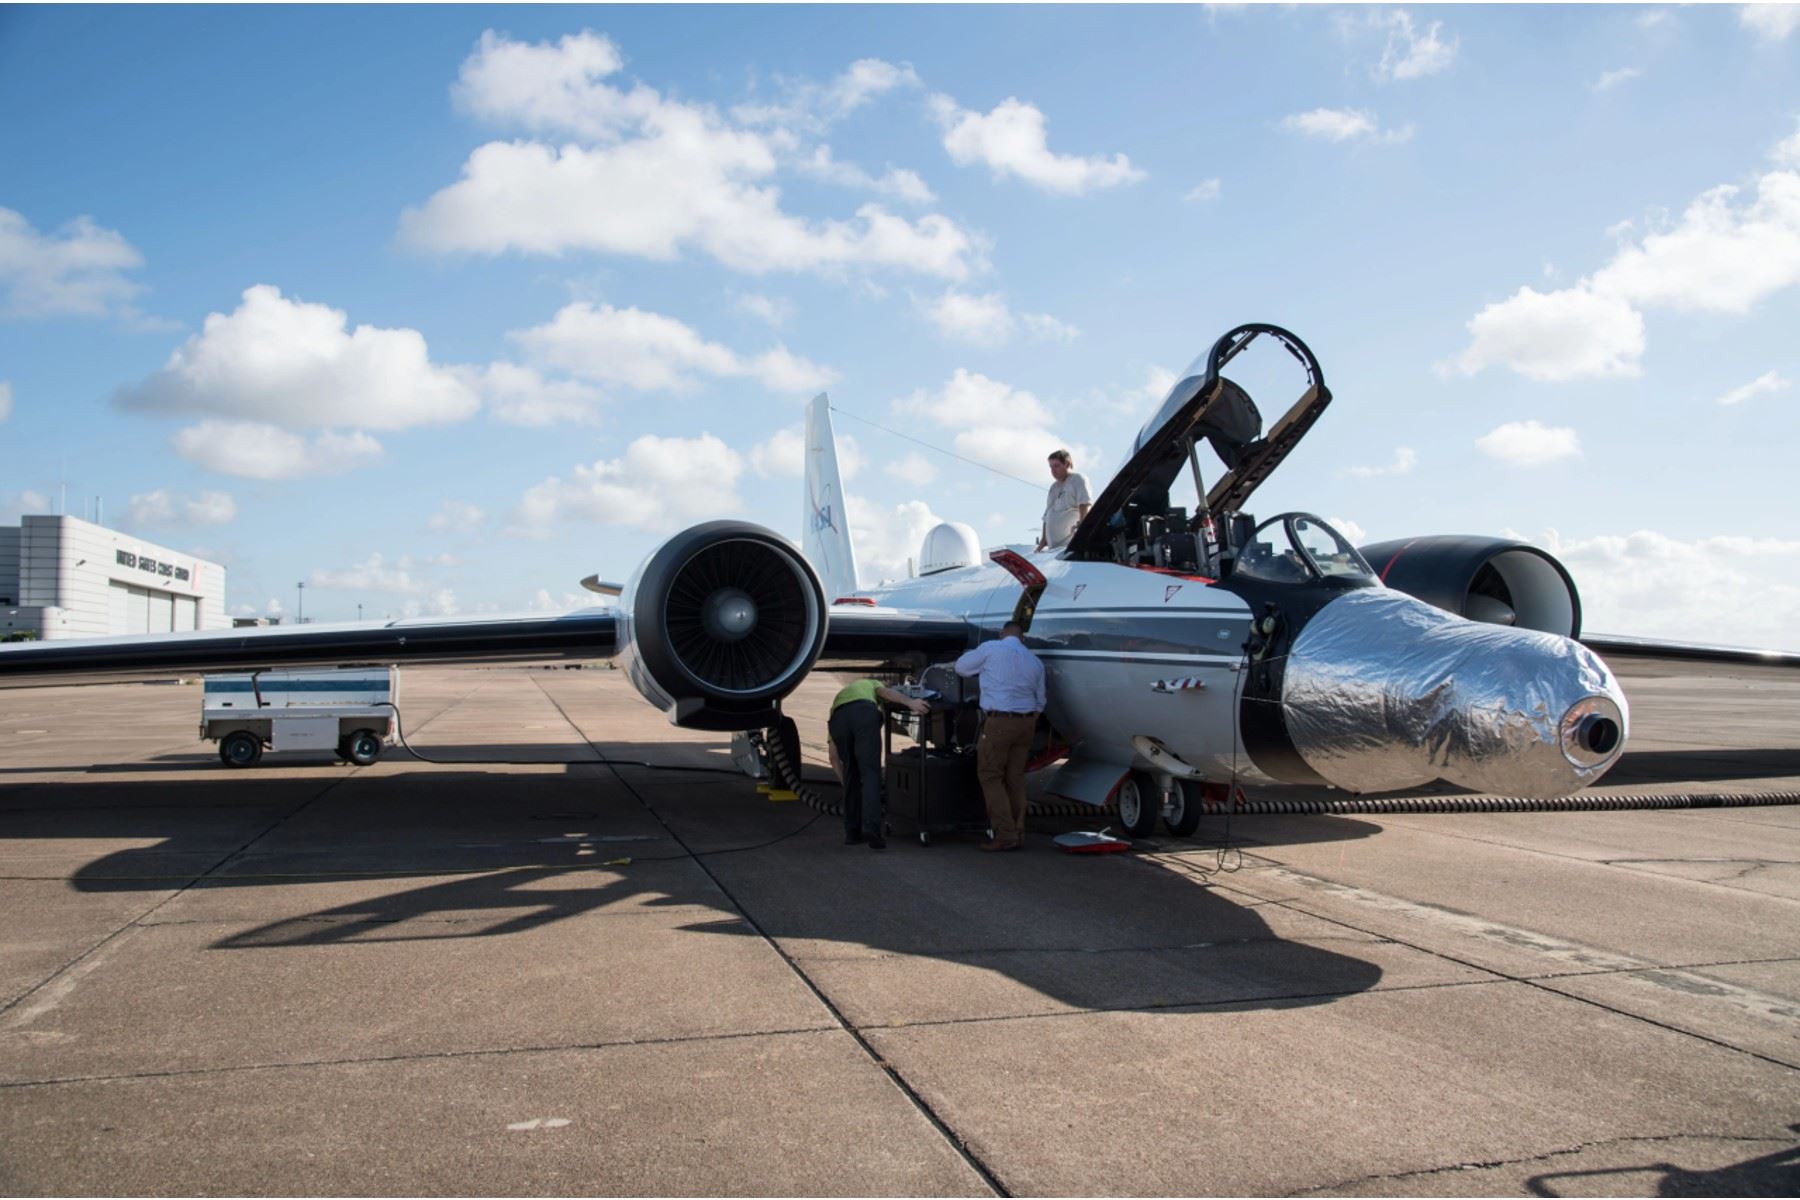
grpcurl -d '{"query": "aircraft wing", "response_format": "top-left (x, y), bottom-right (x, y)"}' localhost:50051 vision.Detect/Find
top-left (1581, 634), bottom-right (1800, 670)
top-left (0, 602), bottom-right (972, 689)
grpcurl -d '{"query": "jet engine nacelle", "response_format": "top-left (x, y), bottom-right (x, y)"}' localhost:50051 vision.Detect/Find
top-left (1359, 536), bottom-right (1582, 638)
top-left (616, 520), bottom-right (827, 731)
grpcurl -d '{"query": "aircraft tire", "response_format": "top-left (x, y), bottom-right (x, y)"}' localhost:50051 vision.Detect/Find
top-left (1165, 781), bottom-right (1204, 837)
top-left (344, 729), bottom-right (383, 766)
top-left (1116, 771), bottom-right (1161, 838)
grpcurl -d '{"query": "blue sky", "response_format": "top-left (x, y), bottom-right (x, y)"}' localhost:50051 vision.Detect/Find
top-left (2, 4), bottom-right (1798, 643)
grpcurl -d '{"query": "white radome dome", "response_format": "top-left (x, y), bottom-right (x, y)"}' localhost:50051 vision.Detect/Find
top-left (918, 522), bottom-right (981, 575)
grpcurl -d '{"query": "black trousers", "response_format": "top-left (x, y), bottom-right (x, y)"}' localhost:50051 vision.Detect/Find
top-left (827, 700), bottom-right (883, 836)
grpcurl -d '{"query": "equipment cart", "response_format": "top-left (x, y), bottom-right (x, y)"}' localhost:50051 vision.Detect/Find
top-left (201, 668), bottom-right (397, 768)
top-left (882, 694), bottom-right (988, 846)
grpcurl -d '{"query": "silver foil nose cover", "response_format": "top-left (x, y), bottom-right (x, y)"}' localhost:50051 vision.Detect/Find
top-left (1281, 589), bottom-right (1628, 798)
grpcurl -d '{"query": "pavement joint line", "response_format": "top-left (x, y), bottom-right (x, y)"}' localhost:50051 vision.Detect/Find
top-left (1291, 1129), bottom-right (1800, 1197)
top-left (1203, 874), bottom-right (1800, 1074)
top-left (531, 673), bottom-right (1010, 1199)
top-left (0, 1023), bottom-right (846, 1091)
top-left (0, 688), bottom-right (479, 1025)
top-left (784, 932), bottom-right (1391, 963)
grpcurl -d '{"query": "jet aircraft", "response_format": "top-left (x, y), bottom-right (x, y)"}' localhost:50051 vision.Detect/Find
top-left (2, 324), bottom-right (1790, 835)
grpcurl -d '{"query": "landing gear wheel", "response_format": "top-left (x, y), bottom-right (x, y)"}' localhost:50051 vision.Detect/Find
top-left (1115, 771), bottom-right (1161, 838)
top-left (220, 731), bottom-right (263, 769)
top-left (343, 729), bottom-right (382, 766)
top-left (1165, 780), bottom-right (1204, 837)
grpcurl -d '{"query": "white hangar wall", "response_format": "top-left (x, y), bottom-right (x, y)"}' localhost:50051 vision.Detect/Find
top-left (0, 515), bottom-right (227, 640)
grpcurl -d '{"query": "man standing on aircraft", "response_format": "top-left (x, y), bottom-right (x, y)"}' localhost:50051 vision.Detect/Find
top-left (1036, 449), bottom-right (1092, 551)
top-left (828, 679), bottom-right (930, 850)
top-left (955, 622), bottom-right (1047, 852)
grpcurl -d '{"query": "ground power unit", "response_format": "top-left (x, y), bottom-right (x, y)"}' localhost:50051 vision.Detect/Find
top-left (200, 668), bottom-right (397, 768)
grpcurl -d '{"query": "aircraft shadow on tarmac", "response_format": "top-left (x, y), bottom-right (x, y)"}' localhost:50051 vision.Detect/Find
top-left (2, 754), bottom-right (1402, 1018)
top-left (1523, 1123), bottom-right (1800, 1197)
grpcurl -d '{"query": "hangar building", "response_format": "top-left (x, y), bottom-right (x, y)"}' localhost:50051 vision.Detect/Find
top-left (0, 515), bottom-right (227, 640)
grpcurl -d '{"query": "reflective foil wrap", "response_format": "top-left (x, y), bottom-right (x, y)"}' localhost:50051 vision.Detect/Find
top-left (1280, 589), bottom-right (1628, 798)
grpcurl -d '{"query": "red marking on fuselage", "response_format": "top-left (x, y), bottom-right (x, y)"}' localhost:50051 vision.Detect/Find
top-left (1378, 539), bottom-right (1419, 584)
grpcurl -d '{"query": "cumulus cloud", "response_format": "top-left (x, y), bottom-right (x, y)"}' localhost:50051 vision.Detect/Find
top-left (1713, 369), bottom-right (1790, 406)
top-left (477, 362), bottom-right (607, 426)
top-left (428, 500), bottom-right (485, 533)
top-left (1535, 527), bottom-right (1800, 648)
top-left (733, 57), bottom-right (921, 131)
top-left (915, 289), bottom-right (1078, 347)
top-left (403, 32), bottom-right (979, 280)
top-left (510, 301), bottom-right (837, 395)
top-left (930, 95), bottom-right (1145, 194)
top-left (1450, 161), bottom-right (1800, 380)
top-left (119, 285), bottom-right (479, 430)
top-left (893, 369), bottom-right (1095, 483)
top-left (1776, 116), bottom-right (1800, 168)
top-left (1281, 108), bottom-right (1413, 144)
top-left (731, 291), bottom-right (793, 328)
top-left (1475, 420), bottom-right (1582, 466)
top-left (1375, 10), bottom-right (1459, 81)
top-left (796, 146), bottom-right (936, 205)
top-left (125, 489), bottom-right (237, 528)
top-left (172, 422), bottom-right (384, 480)
top-left (0, 489), bottom-right (52, 524)
top-left (310, 553), bottom-right (437, 594)
top-left (1740, 4), bottom-right (1800, 42)
top-left (847, 495), bottom-right (949, 586)
top-left (1183, 178), bottom-right (1222, 203)
top-left (748, 425), bottom-right (863, 479)
top-left (884, 452), bottom-right (938, 486)
top-left (1342, 446), bottom-right (1418, 478)
top-left (1591, 67), bottom-right (1644, 93)
top-left (0, 208), bottom-right (147, 320)
top-left (0, 380), bottom-right (10, 423)
top-left (514, 432), bottom-right (744, 535)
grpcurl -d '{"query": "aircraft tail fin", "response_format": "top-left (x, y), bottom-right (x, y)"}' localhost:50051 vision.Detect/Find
top-left (803, 394), bottom-right (860, 598)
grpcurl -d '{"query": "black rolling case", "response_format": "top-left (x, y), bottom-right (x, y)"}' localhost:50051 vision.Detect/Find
top-left (884, 710), bottom-right (987, 845)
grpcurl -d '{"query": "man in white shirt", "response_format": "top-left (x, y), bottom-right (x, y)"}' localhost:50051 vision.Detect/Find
top-left (1037, 448), bottom-right (1092, 551)
top-left (954, 621), bottom-right (1047, 851)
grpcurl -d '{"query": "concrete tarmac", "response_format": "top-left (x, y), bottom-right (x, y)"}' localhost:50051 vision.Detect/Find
top-left (0, 660), bottom-right (1796, 1196)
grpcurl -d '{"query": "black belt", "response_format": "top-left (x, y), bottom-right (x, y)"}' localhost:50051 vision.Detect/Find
top-left (985, 710), bottom-right (1039, 718)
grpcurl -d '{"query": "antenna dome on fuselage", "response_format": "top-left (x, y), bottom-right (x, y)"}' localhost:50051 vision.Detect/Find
top-left (918, 522), bottom-right (981, 575)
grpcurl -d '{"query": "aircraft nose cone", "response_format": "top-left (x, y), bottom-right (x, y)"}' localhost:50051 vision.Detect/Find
top-left (1277, 589), bottom-right (1629, 798)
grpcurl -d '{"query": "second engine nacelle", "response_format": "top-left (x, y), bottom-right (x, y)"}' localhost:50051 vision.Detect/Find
top-left (617, 521), bottom-right (827, 730)
top-left (1359, 536), bottom-right (1582, 638)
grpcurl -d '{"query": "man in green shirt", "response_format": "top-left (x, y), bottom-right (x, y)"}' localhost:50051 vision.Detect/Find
top-left (828, 678), bottom-right (929, 850)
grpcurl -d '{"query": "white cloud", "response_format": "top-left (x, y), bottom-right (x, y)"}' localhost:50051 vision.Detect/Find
top-left (311, 553), bottom-right (433, 594)
top-left (1451, 164), bottom-right (1800, 379)
top-left (428, 501), bottom-right (485, 533)
top-left (1475, 420), bottom-right (1582, 466)
top-left (1280, 107), bottom-right (1413, 144)
top-left (1342, 446), bottom-right (1418, 478)
top-left (1375, 10), bottom-right (1459, 81)
top-left (404, 33), bottom-right (980, 281)
top-left (1771, 115), bottom-right (1800, 168)
top-left (510, 301), bottom-right (838, 395)
top-left (119, 285), bottom-right (479, 431)
top-left (0, 380), bottom-right (10, 423)
top-left (1450, 285), bottom-right (1646, 381)
top-left (1591, 67), bottom-right (1644, 93)
top-left (915, 289), bottom-right (1078, 346)
top-left (1713, 369), bottom-right (1791, 406)
top-left (732, 291), bottom-right (793, 328)
top-left (824, 58), bottom-right (921, 119)
top-left (125, 489), bottom-right (237, 528)
top-left (1535, 527), bottom-right (1800, 647)
top-left (733, 57), bottom-right (921, 131)
top-left (884, 452), bottom-right (938, 486)
top-left (478, 362), bottom-right (607, 426)
top-left (402, 589), bottom-right (460, 618)
top-left (1183, 178), bottom-right (1222, 203)
top-left (1327, 516), bottom-right (1370, 545)
top-left (1637, 9), bottom-right (1675, 32)
top-left (0, 489), bottom-right (51, 524)
top-left (893, 368), bottom-right (1095, 483)
top-left (748, 424), bottom-right (862, 479)
top-left (931, 95), bottom-right (1146, 194)
top-left (0, 208), bottom-right (147, 320)
top-left (1095, 364), bottom-right (1181, 416)
top-left (514, 432), bottom-right (744, 535)
top-left (528, 588), bottom-right (606, 614)
top-left (172, 421), bottom-right (384, 480)
top-left (1740, 4), bottom-right (1800, 42)
top-left (797, 146), bottom-right (936, 205)
top-left (847, 496), bottom-right (947, 586)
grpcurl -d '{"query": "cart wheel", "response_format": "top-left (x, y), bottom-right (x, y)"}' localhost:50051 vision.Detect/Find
top-left (1165, 780), bottom-right (1203, 837)
top-left (344, 729), bottom-right (382, 766)
top-left (220, 731), bottom-right (263, 769)
top-left (1115, 771), bottom-right (1161, 838)
top-left (917, 831), bottom-right (932, 847)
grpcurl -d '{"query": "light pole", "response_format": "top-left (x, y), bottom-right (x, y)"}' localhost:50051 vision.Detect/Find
top-left (296, 581), bottom-right (305, 625)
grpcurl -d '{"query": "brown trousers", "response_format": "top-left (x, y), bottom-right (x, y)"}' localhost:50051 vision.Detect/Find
top-left (976, 713), bottom-right (1035, 843)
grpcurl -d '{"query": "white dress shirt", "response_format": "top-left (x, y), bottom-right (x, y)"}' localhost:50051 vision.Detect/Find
top-left (954, 635), bottom-right (1047, 713)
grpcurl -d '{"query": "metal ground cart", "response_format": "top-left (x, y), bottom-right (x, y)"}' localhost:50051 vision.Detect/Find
top-left (882, 702), bottom-right (989, 846)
